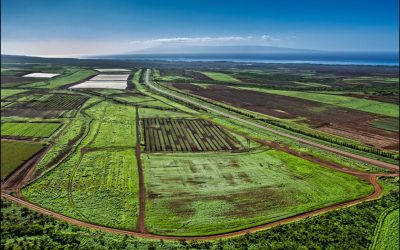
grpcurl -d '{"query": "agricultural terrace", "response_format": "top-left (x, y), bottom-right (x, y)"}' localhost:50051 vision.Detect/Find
top-left (142, 118), bottom-right (243, 152)
top-left (1, 122), bottom-right (61, 138)
top-left (1, 140), bottom-right (45, 180)
top-left (239, 88), bottom-right (399, 118)
top-left (23, 101), bottom-right (139, 230)
top-left (200, 71), bottom-right (241, 83)
top-left (143, 149), bottom-right (373, 236)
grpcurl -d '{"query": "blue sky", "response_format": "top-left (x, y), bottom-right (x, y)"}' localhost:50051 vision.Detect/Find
top-left (1, 0), bottom-right (399, 56)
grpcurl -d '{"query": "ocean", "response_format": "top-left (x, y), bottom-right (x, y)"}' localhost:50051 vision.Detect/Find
top-left (96, 52), bottom-right (399, 66)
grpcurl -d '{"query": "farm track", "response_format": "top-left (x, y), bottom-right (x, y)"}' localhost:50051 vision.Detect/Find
top-left (135, 107), bottom-right (146, 233)
top-left (144, 69), bottom-right (398, 172)
top-left (1, 168), bottom-right (397, 240)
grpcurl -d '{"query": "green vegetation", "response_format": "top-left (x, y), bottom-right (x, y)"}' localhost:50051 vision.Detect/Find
top-left (1, 140), bottom-right (45, 180)
top-left (370, 207), bottom-right (399, 250)
top-left (0, 89), bottom-right (27, 99)
top-left (2, 187), bottom-right (398, 249)
top-left (240, 88), bottom-right (399, 117)
top-left (1, 122), bottom-right (61, 138)
top-left (143, 149), bottom-right (373, 236)
top-left (23, 100), bottom-right (139, 230)
top-left (22, 68), bottom-right (96, 89)
top-left (200, 71), bottom-right (241, 83)
top-left (370, 118), bottom-right (400, 132)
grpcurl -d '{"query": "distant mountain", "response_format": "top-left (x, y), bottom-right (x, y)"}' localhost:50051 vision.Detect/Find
top-left (113, 45), bottom-right (318, 56)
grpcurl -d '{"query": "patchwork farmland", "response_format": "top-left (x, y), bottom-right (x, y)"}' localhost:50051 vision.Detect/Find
top-left (0, 58), bottom-right (398, 249)
top-left (142, 118), bottom-right (243, 152)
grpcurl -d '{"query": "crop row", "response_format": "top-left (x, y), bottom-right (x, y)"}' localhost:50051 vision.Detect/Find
top-left (142, 118), bottom-right (241, 152)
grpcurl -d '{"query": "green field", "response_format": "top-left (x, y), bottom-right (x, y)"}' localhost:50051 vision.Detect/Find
top-left (371, 208), bottom-right (399, 250)
top-left (370, 118), bottom-right (400, 132)
top-left (240, 88), bottom-right (399, 117)
top-left (23, 100), bottom-right (139, 230)
top-left (1, 140), bottom-right (45, 180)
top-left (1, 122), bottom-right (61, 138)
top-left (200, 71), bottom-right (241, 83)
top-left (143, 149), bottom-right (373, 236)
top-left (0, 89), bottom-right (27, 100)
top-left (22, 69), bottom-right (96, 89)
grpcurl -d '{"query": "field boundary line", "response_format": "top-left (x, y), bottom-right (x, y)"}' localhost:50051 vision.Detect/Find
top-left (135, 106), bottom-right (146, 233)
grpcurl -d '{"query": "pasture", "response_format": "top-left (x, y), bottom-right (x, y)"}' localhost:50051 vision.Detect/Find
top-left (1, 122), bottom-right (61, 138)
top-left (1, 140), bottom-right (45, 180)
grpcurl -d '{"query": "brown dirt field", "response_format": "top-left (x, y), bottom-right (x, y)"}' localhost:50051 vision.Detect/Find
top-left (172, 83), bottom-right (399, 149)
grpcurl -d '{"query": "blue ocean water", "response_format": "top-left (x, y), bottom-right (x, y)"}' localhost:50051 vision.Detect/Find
top-left (100, 52), bottom-right (399, 66)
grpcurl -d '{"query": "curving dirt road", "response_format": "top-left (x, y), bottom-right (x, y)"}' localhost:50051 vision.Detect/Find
top-left (143, 69), bottom-right (398, 172)
top-left (1, 168), bottom-right (397, 241)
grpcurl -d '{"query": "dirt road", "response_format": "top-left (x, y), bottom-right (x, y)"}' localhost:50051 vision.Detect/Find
top-left (143, 69), bottom-right (398, 172)
top-left (1, 167), bottom-right (397, 241)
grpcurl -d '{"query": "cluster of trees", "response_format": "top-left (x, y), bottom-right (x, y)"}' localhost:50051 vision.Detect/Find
top-left (2, 188), bottom-right (398, 249)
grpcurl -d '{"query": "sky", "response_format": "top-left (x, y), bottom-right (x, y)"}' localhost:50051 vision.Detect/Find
top-left (1, 0), bottom-right (399, 57)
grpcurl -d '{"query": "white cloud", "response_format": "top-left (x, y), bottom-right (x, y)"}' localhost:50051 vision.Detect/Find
top-left (261, 34), bottom-right (280, 41)
top-left (130, 36), bottom-right (254, 45)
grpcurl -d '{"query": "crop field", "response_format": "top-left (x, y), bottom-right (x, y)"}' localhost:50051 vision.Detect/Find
top-left (22, 100), bottom-right (139, 230)
top-left (371, 208), bottom-right (399, 249)
top-left (200, 71), bottom-right (241, 82)
top-left (240, 88), bottom-right (399, 118)
top-left (143, 149), bottom-right (373, 236)
top-left (1, 140), bottom-right (45, 180)
top-left (0, 89), bottom-right (27, 99)
top-left (1, 122), bottom-right (61, 138)
top-left (1, 108), bottom-right (65, 118)
top-left (142, 118), bottom-right (243, 152)
top-left (22, 68), bottom-right (97, 89)
top-left (370, 118), bottom-right (399, 132)
top-left (23, 94), bottom-right (89, 110)
top-left (173, 83), bottom-right (399, 150)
